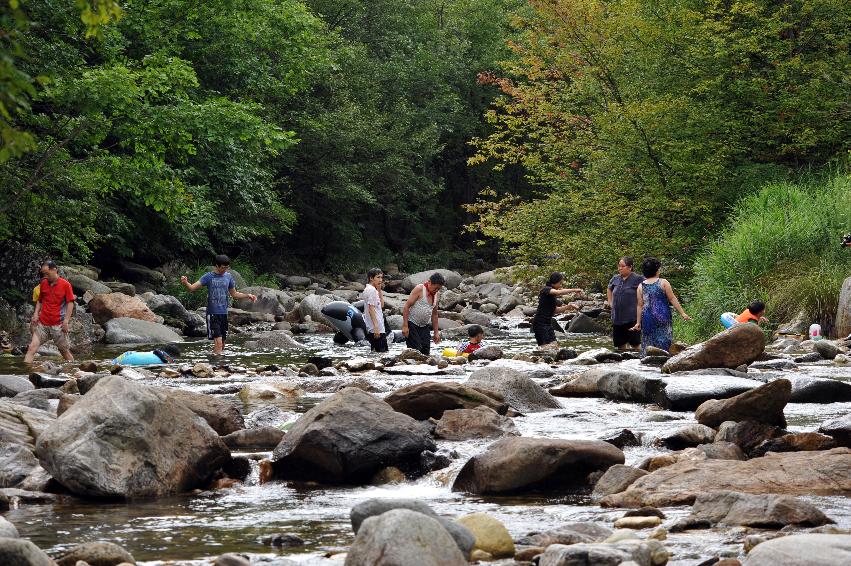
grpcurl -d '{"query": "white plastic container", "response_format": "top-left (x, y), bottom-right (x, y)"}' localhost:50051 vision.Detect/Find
top-left (809, 323), bottom-right (822, 341)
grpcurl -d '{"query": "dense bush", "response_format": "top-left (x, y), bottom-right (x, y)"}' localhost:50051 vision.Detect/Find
top-left (678, 173), bottom-right (851, 342)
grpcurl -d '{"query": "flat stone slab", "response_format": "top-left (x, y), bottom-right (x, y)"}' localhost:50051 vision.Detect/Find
top-left (600, 448), bottom-right (851, 508)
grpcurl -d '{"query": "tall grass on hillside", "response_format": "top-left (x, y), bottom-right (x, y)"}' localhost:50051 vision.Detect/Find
top-left (677, 174), bottom-right (851, 342)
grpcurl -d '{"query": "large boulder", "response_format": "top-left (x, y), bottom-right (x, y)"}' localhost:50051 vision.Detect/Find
top-left (452, 437), bottom-right (625, 494)
top-left (567, 313), bottom-right (606, 334)
top-left (676, 490), bottom-right (833, 529)
top-left (695, 379), bottom-right (790, 428)
top-left (160, 388), bottom-right (244, 435)
top-left (466, 366), bottom-right (561, 412)
top-left (119, 261), bottom-right (165, 287)
top-left (349, 499), bottom-right (475, 558)
top-left (233, 286), bottom-right (295, 316)
top-left (63, 271), bottom-right (112, 296)
top-left (744, 534), bottom-right (851, 566)
top-left (103, 317), bottom-right (182, 344)
top-left (0, 375), bottom-right (33, 398)
top-left (594, 369), bottom-right (762, 410)
top-left (662, 324), bottom-right (765, 373)
top-left (600, 448), bottom-right (851, 508)
top-left (539, 540), bottom-right (669, 566)
top-left (0, 399), bottom-right (55, 489)
top-left (401, 269), bottom-right (463, 292)
top-left (270, 388), bottom-right (435, 484)
top-left (0, 538), bottom-right (54, 566)
top-left (35, 375), bottom-right (230, 498)
top-left (384, 381), bottom-right (507, 420)
top-left (88, 293), bottom-right (160, 324)
top-left (434, 406), bottom-right (518, 440)
top-left (592, 465), bottom-right (648, 499)
top-left (344, 509), bottom-right (467, 566)
top-left (243, 331), bottom-right (303, 350)
top-left (835, 276), bottom-right (851, 339)
top-left (141, 293), bottom-right (205, 336)
top-left (785, 375), bottom-right (851, 403)
top-left (297, 293), bottom-right (336, 326)
top-left (55, 541), bottom-right (135, 566)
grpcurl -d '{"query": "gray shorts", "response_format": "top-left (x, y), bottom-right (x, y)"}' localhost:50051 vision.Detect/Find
top-left (34, 322), bottom-right (70, 351)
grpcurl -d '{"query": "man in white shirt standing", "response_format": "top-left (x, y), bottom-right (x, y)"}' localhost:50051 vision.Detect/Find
top-left (362, 268), bottom-right (388, 352)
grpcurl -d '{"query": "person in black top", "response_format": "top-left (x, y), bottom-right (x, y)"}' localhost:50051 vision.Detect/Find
top-left (532, 272), bottom-right (583, 347)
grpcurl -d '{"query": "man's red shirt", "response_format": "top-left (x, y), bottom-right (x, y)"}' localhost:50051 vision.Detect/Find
top-left (38, 277), bottom-right (75, 326)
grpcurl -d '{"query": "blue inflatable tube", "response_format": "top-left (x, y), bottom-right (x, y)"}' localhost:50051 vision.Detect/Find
top-left (720, 312), bottom-right (738, 329)
top-left (112, 351), bottom-right (167, 366)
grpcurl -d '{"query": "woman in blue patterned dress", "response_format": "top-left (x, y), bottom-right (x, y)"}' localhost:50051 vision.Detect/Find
top-left (630, 257), bottom-right (690, 355)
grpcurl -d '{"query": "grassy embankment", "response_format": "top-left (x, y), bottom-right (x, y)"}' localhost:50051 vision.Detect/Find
top-left (677, 173), bottom-right (851, 342)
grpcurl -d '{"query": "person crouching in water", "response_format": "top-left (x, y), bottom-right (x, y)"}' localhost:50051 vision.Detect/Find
top-left (736, 300), bottom-right (769, 325)
top-left (402, 272), bottom-right (445, 355)
top-left (531, 272), bottom-right (583, 348)
top-left (362, 268), bottom-right (388, 352)
top-left (457, 324), bottom-right (486, 355)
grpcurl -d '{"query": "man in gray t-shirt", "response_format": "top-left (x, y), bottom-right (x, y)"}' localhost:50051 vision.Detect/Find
top-left (607, 256), bottom-right (644, 349)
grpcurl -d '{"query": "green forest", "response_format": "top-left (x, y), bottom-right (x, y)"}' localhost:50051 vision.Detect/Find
top-left (2, 0), bottom-right (850, 288)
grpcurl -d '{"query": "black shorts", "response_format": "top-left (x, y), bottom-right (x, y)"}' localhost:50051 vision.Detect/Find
top-left (532, 322), bottom-right (556, 346)
top-left (207, 313), bottom-right (229, 341)
top-left (367, 332), bottom-right (389, 353)
top-left (405, 323), bottom-right (432, 355)
top-left (612, 321), bottom-right (640, 348)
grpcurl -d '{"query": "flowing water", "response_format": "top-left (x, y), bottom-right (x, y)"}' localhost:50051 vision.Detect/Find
top-left (2, 324), bottom-right (850, 565)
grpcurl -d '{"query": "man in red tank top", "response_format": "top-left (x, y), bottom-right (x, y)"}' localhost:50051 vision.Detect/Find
top-left (24, 261), bottom-right (76, 363)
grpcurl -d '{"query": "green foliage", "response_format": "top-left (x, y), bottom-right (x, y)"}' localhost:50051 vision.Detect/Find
top-left (467, 0), bottom-right (851, 285)
top-left (0, 0), bottom-right (521, 272)
top-left (678, 173), bottom-right (851, 342)
top-left (0, 0), bottom-right (121, 161)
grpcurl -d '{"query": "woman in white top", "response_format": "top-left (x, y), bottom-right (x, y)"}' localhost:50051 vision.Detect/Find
top-left (402, 271), bottom-right (445, 355)
top-left (362, 268), bottom-right (387, 352)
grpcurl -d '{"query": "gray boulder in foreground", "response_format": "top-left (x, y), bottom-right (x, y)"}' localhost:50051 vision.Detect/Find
top-left (271, 388), bottom-right (435, 484)
top-left (662, 323), bottom-right (765, 373)
top-left (345, 509), bottom-right (467, 566)
top-left (35, 376), bottom-right (229, 498)
top-left (744, 534), bottom-right (851, 566)
top-left (539, 540), bottom-right (670, 566)
top-left (0, 538), bottom-right (53, 566)
top-left (350, 498), bottom-right (475, 558)
top-left (103, 317), bottom-right (182, 344)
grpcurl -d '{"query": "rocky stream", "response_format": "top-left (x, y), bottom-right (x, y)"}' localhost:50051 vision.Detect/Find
top-left (1, 266), bottom-right (850, 566)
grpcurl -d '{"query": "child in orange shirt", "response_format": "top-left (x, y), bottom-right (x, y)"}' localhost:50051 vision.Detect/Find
top-left (735, 301), bottom-right (769, 325)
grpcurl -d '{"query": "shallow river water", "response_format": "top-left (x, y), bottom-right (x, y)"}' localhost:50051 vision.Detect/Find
top-left (2, 324), bottom-right (850, 565)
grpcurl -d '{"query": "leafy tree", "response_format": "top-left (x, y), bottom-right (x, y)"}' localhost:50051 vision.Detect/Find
top-left (467, 0), bottom-right (851, 285)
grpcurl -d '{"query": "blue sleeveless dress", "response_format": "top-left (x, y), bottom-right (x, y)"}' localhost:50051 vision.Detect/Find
top-left (640, 280), bottom-right (673, 355)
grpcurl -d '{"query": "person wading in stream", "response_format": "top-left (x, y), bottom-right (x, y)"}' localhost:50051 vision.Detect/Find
top-left (630, 256), bottom-right (690, 355)
top-left (607, 256), bottom-right (644, 350)
top-left (181, 254), bottom-right (257, 355)
top-left (531, 272), bottom-right (583, 348)
top-left (402, 272), bottom-right (444, 355)
top-left (24, 260), bottom-right (75, 363)
top-left (362, 268), bottom-right (388, 352)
